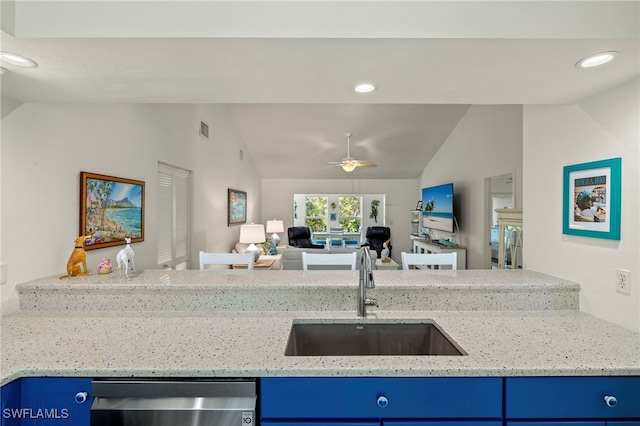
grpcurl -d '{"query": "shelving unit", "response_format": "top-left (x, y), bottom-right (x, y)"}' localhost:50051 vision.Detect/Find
top-left (409, 210), bottom-right (421, 237)
top-left (412, 238), bottom-right (467, 270)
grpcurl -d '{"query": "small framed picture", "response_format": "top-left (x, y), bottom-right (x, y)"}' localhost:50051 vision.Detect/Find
top-left (330, 213), bottom-right (337, 221)
top-left (563, 157), bottom-right (621, 240)
top-left (228, 188), bottom-right (247, 226)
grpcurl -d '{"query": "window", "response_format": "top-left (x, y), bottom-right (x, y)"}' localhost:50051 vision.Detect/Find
top-left (157, 163), bottom-right (192, 270)
top-left (294, 193), bottom-right (384, 235)
top-left (338, 196), bottom-right (361, 232)
top-left (305, 196), bottom-right (327, 232)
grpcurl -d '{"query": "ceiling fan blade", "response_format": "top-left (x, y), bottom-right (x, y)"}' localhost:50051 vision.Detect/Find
top-left (352, 160), bottom-right (377, 168)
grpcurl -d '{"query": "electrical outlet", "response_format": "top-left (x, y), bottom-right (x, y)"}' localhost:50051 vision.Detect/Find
top-left (615, 269), bottom-right (631, 295)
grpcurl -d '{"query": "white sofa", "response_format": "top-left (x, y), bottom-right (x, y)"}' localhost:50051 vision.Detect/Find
top-left (279, 246), bottom-right (361, 270)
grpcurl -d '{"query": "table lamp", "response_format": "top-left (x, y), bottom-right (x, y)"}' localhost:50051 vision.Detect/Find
top-left (239, 224), bottom-right (265, 262)
top-left (266, 219), bottom-right (284, 247)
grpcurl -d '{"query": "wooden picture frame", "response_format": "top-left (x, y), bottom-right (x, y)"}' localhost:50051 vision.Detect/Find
top-left (228, 188), bottom-right (247, 226)
top-left (563, 157), bottom-right (621, 240)
top-left (80, 172), bottom-right (145, 250)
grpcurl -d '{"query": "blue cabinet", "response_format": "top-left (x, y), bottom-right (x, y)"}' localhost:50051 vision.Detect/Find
top-left (505, 377), bottom-right (640, 425)
top-left (1, 378), bottom-right (92, 426)
top-left (261, 377), bottom-right (502, 425)
top-left (4, 375), bottom-right (638, 426)
top-left (1, 379), bottom-right (22, 426)
top-left (506, 423), bottom-right (640, 426)
top-left (262, 377), bottom-right (639, 426)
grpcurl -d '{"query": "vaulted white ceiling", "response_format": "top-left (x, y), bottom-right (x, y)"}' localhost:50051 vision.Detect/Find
top-left (2, 1), bottom-right (638, 179)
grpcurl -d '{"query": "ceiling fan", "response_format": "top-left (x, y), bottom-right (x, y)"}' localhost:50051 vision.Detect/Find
top-left (329, 133), bottom-right (377, 172)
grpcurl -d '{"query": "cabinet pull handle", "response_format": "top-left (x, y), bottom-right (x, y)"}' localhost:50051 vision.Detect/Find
top-left (604, 395), bottom-right (618, 408)
top-left (376, 395), bottom-right (389, 408)
top-left (74, 391), bottom-right (89, 404)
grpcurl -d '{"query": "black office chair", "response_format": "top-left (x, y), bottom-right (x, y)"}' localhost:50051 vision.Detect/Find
top-left (287, 226), bottom-right (325, 249)
top-left (364, 226), bottom-right (392, 258)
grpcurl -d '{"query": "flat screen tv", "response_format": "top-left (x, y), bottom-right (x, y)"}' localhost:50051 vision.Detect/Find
top-left (422, 183), bottom-right (454, 233)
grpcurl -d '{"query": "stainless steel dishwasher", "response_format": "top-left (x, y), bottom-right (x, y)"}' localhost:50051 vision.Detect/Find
top-left (90, 379), bottom-right (256, 426)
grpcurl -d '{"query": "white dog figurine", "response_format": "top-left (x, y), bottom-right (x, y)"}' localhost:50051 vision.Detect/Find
top-left (116, 237), bottom-right (135, 278)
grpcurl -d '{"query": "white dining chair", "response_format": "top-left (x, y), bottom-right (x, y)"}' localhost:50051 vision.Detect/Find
top-left (199, 251), bottom-right (255, 270)
top-left (401, 252), bottom-right (457, 270)
top-left (302, 251), bottom-right (357, 270)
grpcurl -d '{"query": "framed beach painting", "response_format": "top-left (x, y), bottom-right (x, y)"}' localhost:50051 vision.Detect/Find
top-left (228, 188), bottom-right (247, 226)
top-left (80, 172), bottom-right (145, 250)
top-left (563, 157), bottom-right (621, 240)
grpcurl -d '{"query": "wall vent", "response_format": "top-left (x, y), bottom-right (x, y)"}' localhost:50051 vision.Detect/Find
top-left (239, 149), bottom-right (244, 160)
top-left (199, 121), bottom-right (209, 139)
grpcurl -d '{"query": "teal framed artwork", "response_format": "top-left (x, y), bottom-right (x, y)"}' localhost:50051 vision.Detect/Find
top-left (563, 157), bottom-right (621, 240)
top-left (228, 188), bottom-right (247, 226)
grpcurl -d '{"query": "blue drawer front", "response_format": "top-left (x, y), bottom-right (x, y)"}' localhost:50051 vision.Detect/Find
top-left (505, 377), bottom-right (640, 419)
top-left (20, 378), bottom-right (93, 426)
top-left (263, 422), bottom-right (377, 426)
top-left (1, 379), bottom-right (23, 426)
top-left (506, 423), bottom-right (602, 426)
top-left (386, 422), bottom-right (502, 426)
top-left (261, 377), bottom-right (502, 419)
top-left (508, 422), bottom-right (640, 426)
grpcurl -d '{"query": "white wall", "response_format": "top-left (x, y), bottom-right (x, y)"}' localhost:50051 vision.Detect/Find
top-left (523, 78), bottom-right (639, 331)
top-left (0, 103), bottom-right (261, 313)
top-left (262, 179), bottom-right (417, 262)
top-left (419, 105), bottom-right (524, 269)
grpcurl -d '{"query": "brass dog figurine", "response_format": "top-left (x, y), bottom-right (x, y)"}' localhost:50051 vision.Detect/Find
top-left (59, 236), bottom-right (91, 279)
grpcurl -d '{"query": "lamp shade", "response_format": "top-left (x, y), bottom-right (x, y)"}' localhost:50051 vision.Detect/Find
top-left (266, 220), bottom-right (284, 233)
top-left (239, 224), bottom-right (266, 244)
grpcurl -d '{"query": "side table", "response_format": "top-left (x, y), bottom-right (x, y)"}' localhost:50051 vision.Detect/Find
top-left (233, 254), bottom-right (283, 270)
top-left (375, 258), bottom-right (399, 270)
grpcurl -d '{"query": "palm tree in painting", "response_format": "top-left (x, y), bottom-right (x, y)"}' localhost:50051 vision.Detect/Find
top-left (95, 180), bottom-right (113, 229)
top-left (424, 199), bottom-right (435, 218)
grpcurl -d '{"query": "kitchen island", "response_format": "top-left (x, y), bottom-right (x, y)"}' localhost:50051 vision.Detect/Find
top-left (2, 269), bottom-right (638, 385)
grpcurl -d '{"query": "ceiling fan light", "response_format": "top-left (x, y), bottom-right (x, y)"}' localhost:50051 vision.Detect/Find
top-left (341, 163), bottom-right (357, 172)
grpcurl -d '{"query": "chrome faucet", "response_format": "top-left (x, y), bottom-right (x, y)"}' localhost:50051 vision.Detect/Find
top-left (357, 246), bottom-right (378, 316)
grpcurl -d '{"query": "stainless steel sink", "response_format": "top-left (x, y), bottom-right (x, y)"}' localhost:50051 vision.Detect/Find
top-left (284, 321), bottom-right (465, 356)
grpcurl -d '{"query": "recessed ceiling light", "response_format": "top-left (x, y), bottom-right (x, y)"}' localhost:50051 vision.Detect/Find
top-left (0, 51), bottom-right (38, 68)
top-left (354, 83), bottom-right (375, 93)
top-left (576, 51), bottom-right (618, 68)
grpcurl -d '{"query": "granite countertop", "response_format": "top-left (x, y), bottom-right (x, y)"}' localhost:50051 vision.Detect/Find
top-left (17, 269), bottom-right (581, 312)
top-left (2, 270), bottom-right (639, 385)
